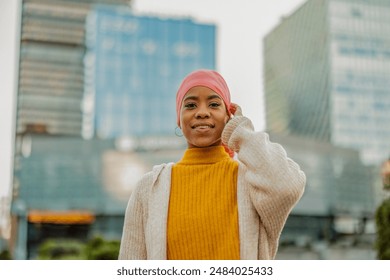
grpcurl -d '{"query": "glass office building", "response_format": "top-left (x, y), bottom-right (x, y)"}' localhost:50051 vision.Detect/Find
top-left (264, 0), bottom-right (390, 166)
top-left (16, 0), bottom-right (131, 139)
top-left (11, 2), bottom-right (216, 259)
top-left (85, 5), bottom-right (216, 138)
top-left (269, 132), bottom-right (379, 245)
top-left (12, 0), bottom-right (133, 260)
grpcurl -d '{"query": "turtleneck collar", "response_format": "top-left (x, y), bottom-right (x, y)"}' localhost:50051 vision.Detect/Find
top-left (177, 145), bottom-right (231, 165)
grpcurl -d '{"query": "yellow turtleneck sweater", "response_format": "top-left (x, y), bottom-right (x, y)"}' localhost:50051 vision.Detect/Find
top-left (167, 146), bottom-right (240, 260)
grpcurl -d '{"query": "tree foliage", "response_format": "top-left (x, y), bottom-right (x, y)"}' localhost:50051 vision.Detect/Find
top-left (0, 249), bottom-right (12, 260)
top-left (375, 197), bottom-right (390, 260)
top-left (37, 235), bottom-right (120, 260)
top-left (84, 236), bottom-right (120, 260)
top-left (37, 238), bottom-right (85, 260)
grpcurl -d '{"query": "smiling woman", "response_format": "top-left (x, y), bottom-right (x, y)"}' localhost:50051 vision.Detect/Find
top-left (180, 87), bottom-right (229, 149)
top-left (118, 69), bottom-right (306, 260)
top-left (177, 70), bottom-right (231, 151)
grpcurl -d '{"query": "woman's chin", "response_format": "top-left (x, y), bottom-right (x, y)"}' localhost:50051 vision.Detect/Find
top-left (187, 139), bottom-right (221, 148)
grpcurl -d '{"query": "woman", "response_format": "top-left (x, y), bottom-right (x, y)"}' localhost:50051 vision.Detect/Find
top-left (118, 69), bottom-right (306, 260)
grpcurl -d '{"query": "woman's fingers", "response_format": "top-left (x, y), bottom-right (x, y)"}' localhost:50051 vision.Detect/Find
top-left (230, 103), bottom-right (242, 117)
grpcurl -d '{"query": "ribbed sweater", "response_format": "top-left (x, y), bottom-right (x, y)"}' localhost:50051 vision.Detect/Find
top-left (118, 116), bottom-right (306, 260)
top-left (167, 146), bottom-right (240, 260)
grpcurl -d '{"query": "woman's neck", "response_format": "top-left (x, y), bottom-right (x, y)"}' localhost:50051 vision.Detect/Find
top-left (177, 145), bottom-right (230, 165)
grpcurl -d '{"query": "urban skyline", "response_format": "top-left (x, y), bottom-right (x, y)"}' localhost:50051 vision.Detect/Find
top-left (1, 0), bottom-right (387, 260)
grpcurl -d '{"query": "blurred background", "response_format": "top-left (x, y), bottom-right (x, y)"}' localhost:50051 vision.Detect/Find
top-left (1, 0), bottom-right (390, 260)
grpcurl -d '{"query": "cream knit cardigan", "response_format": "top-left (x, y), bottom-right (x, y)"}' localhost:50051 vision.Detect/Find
top-left (118, 116), bottom-right (306, 260)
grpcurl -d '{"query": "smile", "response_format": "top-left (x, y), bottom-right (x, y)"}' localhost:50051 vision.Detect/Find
top-left (191, 123), bottom-right (215, 129)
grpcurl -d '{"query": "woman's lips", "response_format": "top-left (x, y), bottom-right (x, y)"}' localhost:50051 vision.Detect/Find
top-left (191, 123), bottom-right (214, 132)
top-left (191, 123), bottom-right (214, 129)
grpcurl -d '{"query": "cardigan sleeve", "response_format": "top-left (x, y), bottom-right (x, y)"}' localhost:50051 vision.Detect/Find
top-left (222, 116), bottom-right (306, 241)
top-left (118, 172), bottom-right (152, 260)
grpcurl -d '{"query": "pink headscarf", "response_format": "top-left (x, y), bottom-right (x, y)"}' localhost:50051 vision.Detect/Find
top-left (176, 69), bottom-right (232, 125)
top-left (176, 69), bottom-right (234, 157)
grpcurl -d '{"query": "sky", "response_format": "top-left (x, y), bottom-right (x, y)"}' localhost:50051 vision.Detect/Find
top-left (0, 1), bottom-right (20, 198)
top-left (132, 0), bottom-right (307, 131)
top-left (0, 0), bottom-right (307, 197)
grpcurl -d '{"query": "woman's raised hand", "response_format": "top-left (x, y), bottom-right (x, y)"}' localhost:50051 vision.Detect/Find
top-left (229, 103), bottom-right (243, 117)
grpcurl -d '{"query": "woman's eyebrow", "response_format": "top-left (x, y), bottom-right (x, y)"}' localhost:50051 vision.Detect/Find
top-left (183, 95), bottom-right (198, 102)
top-left (183, 94), bottom-right (221, 102)
top-left (207, 95), bottom-right (222, 100)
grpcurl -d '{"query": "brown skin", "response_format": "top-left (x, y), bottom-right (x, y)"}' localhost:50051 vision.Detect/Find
top-left (179, 86), bottom-right (241, 149)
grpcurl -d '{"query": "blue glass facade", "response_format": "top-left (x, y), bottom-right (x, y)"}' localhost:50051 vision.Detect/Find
top-left (264, 0), bottom-right (390, 166)
top-left (85, 6), bottom-right (216, 138)
top-left (329, 0), bottom-right (390, 165)
top-left (263, 0), bottom-right (384, 224)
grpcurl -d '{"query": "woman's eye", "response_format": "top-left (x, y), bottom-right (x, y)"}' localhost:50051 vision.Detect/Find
top-left (210, 102), bottom-right (221, 108)
top-left (184, 103), bottom-right (196, 109)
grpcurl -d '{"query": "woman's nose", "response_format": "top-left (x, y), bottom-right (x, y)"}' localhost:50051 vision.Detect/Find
top-left (195, 105), bottom-right (210, 118)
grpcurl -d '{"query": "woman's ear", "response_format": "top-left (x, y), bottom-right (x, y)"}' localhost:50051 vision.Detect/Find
top-left (229, 104), bottom-right (236, 116)
top-left (230, 103), bottom-right (242, 117)
top-left (224, 114), bottom-right (230, 124)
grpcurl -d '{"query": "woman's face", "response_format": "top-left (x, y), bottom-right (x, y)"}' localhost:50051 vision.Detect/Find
top-left (179, 86), bottom-right (230, 149)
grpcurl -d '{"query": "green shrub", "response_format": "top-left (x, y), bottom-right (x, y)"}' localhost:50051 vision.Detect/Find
top-left (37, 238), bottom-right (85, 260)
top-left (36, 236), bottom-right (120, 260)
top-left (0, 249), bottom-right (12, 260)
top-left (375, 198), bottom-right (390, 260)
top-left (84, 236), bottom-right (120, 260)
